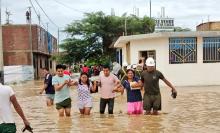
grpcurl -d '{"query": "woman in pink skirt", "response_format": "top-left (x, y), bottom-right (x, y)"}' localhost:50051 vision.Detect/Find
top-left (122, 69), bottom-right (143, 115)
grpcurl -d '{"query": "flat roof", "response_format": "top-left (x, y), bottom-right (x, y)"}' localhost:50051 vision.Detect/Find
top-left (2, 24), bottom-right (57, 39)
top-left (114, 31), bottom-right (220, 47)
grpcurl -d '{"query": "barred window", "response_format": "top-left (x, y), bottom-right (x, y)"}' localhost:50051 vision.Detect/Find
top-left (203, 37), bottom-right (220, 63)
top-left (169, 37), bottom-right (197, 64)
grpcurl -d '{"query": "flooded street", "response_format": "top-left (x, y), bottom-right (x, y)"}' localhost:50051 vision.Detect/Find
top-left (12, 81), bottom-right (220, 133)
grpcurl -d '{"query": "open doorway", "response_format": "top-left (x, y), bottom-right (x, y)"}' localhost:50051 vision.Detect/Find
top-left (139, 50), bottom-right (156, 66)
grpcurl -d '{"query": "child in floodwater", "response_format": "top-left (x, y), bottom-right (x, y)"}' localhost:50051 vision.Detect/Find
top-left (73, 72), bottom-right (97, 115)
top-left (122, 69), bottom-right (143, 115)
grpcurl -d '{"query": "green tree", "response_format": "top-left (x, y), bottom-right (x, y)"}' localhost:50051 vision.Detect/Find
top-left (59, 11), bottom-right (155, 65)
top-left (174, 27), bottom-right (191, 32)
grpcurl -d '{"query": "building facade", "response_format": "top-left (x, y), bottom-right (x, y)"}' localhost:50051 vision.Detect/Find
top-left (114, 31), bottom-right (220, 86)
top-left (2, 24), bottom-right (57, 83)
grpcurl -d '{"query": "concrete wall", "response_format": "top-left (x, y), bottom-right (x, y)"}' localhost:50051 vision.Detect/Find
top-left (4, 65), bottom-right (34, 84)
top-left (123, 37), bottom-right (220, 86)
top-left (3, 52), bottom-right (32, 65)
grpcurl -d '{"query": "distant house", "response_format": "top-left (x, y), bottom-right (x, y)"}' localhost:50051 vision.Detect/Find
top-left (197, 21), bottom-right (220, 31)
top-left (2, 24), bottom-right (57, 83)
top-left (113, 31), bottom-right (220, 86)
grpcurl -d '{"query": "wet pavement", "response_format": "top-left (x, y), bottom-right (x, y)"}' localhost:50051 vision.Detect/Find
top-left (11, 80), bottom-right (220, 133)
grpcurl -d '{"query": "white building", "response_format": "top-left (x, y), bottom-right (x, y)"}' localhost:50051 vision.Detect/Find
top-left (114, 31), bottom-right (220, 86)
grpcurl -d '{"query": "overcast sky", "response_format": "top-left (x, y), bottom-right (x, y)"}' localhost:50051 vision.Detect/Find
top-left (2, 0), bottom-right (220, 41)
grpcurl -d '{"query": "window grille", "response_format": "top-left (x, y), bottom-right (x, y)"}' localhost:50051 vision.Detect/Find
top-left (169, 37), bottom-right (197, 64)
top-left (203, 37), bottom-right (220, 63)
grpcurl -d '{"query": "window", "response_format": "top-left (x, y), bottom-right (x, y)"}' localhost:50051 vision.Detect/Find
top-left (203, 37), bottom-right (220, 63)
top-left (169, 37), bottom-right (197, 64)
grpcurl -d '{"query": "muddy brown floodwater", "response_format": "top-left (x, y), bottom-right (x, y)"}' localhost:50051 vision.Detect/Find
top-left (11, 81), bottom-right (220, 133)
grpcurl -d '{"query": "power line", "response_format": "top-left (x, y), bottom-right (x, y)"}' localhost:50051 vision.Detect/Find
top-left (33, 0), bottom-right (59, 28)
top-left (52, 0), bottom-right (85, 14)
top-left (28, 0), bottom-right (46, 29)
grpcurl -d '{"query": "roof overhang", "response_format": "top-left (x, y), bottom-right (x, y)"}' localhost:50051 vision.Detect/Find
top-left (113, 31), bottom-right (220, 48)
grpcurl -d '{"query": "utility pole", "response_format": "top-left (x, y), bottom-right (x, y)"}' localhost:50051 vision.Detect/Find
top-left (0, 0), bottom-right (4, 84)
top-left (207, 15), bottom-right (210, 22)
top-left (124, 16), bottom-right (127, 36)
top-left (37, 14), bottom-right (41, 26)
top-left (28, 7), bottom-right (34, 78)
top-left (46, 22), bottom-right (49, 32)
top-left (150, 0), bottom-right (152, 18)
top-left (57, 28), bottom-right (59, 54)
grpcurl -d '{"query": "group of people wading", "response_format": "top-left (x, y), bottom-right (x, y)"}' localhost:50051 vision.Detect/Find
top-left (0, 57), bottom-right (177, 133)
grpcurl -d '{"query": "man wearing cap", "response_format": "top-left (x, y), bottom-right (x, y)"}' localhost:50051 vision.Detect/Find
top-left (0, 82), bottom-right (31, 132)
top-left (141, 57), bottom-right (177, 115)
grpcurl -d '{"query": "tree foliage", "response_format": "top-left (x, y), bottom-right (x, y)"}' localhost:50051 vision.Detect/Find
top-left (174, 27), bottom-right (191, 32)
top-left (58, 11), bottom-right (155, 65)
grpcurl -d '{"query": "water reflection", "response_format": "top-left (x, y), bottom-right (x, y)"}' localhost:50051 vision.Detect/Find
top-left (56, 117), bottom-right (72, 133)
top-left (11, 81), bottom-right (220, 133)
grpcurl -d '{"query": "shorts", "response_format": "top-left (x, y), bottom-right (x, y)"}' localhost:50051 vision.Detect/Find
top-left (0, 123), bottom-right (16, 133)
top-left (127, 101), bottom-right (143, 115)
top-left (78, 100), bottom-right (93, 109)
top-left (143, 93), bottom-right (161, 111)
top-left (46, 94), bottom-right (55, 100)
top-left (56, 98), bottom-right (72, 110)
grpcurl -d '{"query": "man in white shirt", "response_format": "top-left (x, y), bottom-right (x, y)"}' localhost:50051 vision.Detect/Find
top-left (0, 82), bottom-right (30, 132)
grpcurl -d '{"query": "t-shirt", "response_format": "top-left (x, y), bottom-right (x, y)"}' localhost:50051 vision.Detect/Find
top-left (141, 70), bottom-right (164, 95)
top-left (77, 82), bottom-right (92, 102)
top-left (52, 75), bottom-right (71, 103)
top-left (122, 77), bottom-right (142, 102)
top-left (44, 73), bottom-right (55, 94)
top-left (98, 73), bottom-right (119, 99)
top-left (0, 84), bottom-right (15, 124)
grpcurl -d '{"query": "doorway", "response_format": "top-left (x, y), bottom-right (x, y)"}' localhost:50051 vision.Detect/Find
top-left (140, 50), bottom-right (156, 61)
top-left (139, 50), bottom-right (156, 67)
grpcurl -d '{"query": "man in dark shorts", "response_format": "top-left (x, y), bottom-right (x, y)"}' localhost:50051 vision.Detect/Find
top-left (52, 64), bottom-right (75, 117)
top-left (141, 57), bottom-right (177, 115)
top-left (39, 67), bottom-right (55, 106)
